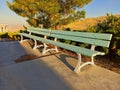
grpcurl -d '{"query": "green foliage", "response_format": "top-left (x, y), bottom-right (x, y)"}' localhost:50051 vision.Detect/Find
top-left (88, 14), bottom-right (120, 57)
top-left (0, 33), bottom-right (10, 38)
top-left (7, 0), bottom-right (92, 28)
top-left (0, 32), bottom-right (20, 40)
top-left (71, 41), bottom-right (77, 46)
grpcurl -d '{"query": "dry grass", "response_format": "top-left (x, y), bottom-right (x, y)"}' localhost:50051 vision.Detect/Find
top-left (65, 14), bottom-right (120, 31)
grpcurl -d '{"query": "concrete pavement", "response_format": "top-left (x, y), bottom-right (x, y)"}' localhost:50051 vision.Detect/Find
top-left (0, 40), bottom-right (120, 90)
top-left (0, 40), bottom-right (41, 66)
top-left (38, 53), bottom-right (120, 90)
top-left (0, 59), bottom-right (71, 90)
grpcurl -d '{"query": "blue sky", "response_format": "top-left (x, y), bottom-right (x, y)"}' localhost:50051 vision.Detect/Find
top-left (0, 0), bottom-right (27, 25)
top-left (0, 0), bottom-right (120, 25)
top-left (84, 0), bottom-right (120, 17)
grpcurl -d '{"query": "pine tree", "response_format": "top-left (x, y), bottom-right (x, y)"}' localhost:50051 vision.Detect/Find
top-left (7, 0), bottom-right (92, 28)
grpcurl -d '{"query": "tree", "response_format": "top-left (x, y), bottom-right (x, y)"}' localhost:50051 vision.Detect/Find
top-left (7, 0), bottom-right (92, 29)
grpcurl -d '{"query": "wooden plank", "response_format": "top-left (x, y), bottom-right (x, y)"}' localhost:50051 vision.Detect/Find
top-left (27, 29), bottom-right (50, 36)
top-left (27, 27), bottom-right (112, 41)
top-left (23, 28), bottom-right (111, 47)
top-left (50, 33), bottom-right (111, 47)
top-left (27, 27), bottom-right (52, 36)
top-left (27, 27), bottom-right (50, 33)
top-left (51, 30), bottom-right (112, 41)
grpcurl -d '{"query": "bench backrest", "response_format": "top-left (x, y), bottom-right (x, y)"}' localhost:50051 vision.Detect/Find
top-left (27, 27), bottom-right (112, 48)
top-left (27, 27), bottom-right (51, 36)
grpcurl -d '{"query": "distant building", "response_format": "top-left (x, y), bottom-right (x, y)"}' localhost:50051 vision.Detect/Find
top-left (0, 24), bottom-right (8, 32)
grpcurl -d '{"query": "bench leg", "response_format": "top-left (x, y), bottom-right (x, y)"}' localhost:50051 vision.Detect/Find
top-left (20, 35), bottom-right (23, 43)
top-left (33, 39), bottom-right (37, 49)
top-left (42, 43), bottom-right (59, 55)
top-left (20, 35), bottom-right (30, 43)
top-left (33, 40), bottom-right (44, 50)
top-left (74, 54), bottom-right (95, 73)
top-left (74, 54), bottom-right (82, 73)
top-left (42, 43), bottom-right (49, 54)
top-left (53, 38), bottom-right (59, 52)
top-left (55, 46), bottom-right (59, 52)
top-left (41, 37), bottom-right (59, 54)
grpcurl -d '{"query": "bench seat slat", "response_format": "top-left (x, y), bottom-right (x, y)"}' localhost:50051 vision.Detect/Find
top-left (19, 33), bottom-right (105, 57)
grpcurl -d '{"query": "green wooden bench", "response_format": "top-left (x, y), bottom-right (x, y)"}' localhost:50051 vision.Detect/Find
top-left (19, 27), bottom-right (112, 73)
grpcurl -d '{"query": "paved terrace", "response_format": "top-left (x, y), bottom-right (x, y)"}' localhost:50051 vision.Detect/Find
top-left (0, 40), bottom-right (120, 90)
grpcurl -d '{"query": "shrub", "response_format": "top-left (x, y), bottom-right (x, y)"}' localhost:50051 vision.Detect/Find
top-left (88, 14), bottom-right (120, 58)
top-left (0, 32), bottom-right (20, 40)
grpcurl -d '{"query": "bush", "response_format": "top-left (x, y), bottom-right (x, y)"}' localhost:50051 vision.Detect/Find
top-left (0, 32), bottom-right (10, 38)
top-left (87, 14), bottom-right (120, 58)
top-left (0, 32), bottom-right (20, 40)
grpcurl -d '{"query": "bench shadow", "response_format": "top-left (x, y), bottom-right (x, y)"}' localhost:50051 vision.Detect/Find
top-left (50, 52), bottom-right (78, 71)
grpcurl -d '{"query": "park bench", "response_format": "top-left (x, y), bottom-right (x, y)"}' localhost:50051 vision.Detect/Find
top-left (19, 27), bottom-right (112, 73)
